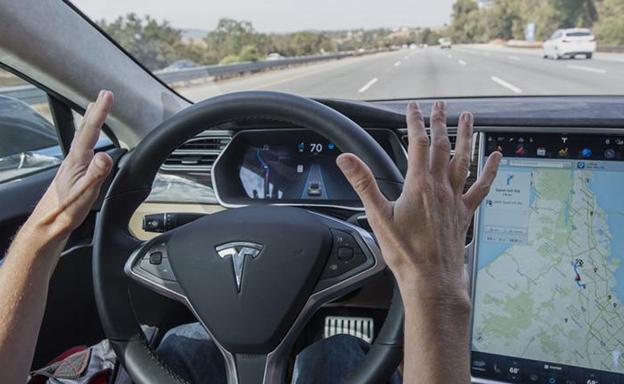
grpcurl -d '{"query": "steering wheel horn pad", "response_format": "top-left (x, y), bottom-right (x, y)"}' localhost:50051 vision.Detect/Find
top-left (94, 91), bottom-right (405, 384)
top-left (167, 206), bottom-right (331, 354)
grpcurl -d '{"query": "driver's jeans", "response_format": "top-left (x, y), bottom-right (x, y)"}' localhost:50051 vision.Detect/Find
top-left (156, 323), bottom-right (403, 384)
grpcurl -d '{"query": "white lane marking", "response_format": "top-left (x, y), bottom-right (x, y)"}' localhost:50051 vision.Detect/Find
top-left (490, 76), bottom-right (522, 94)
top-left (447, 54), bottom-right (453, 58)
top-left (567, 64), bottom-right (607, 74)
top-left (458, 59), bottom-right (467, 65)
top-left (508, 55), bottom-right (521, 61)
top-left (394, 61), bottom-right (402, 67)
top-left (358, 78), bottom-right (379, 93)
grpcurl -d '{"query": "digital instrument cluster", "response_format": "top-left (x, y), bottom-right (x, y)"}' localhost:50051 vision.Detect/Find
top-left (211, 129), bottom-right (405, 209)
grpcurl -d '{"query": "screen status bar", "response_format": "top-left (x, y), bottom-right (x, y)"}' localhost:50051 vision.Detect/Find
top-left (484, 132), bottom-right (624, 162)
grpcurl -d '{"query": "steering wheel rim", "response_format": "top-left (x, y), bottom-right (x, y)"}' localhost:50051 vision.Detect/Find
top-left (93, 91), bottom-right (405, 384)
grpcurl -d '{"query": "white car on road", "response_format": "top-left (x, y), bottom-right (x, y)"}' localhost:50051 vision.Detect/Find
top-left (439, 38), bottom-right (452, 49)
top-left (543, 28), bottom-right (596, 59)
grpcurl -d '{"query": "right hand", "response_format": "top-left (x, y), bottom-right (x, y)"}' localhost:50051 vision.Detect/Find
top-left (26, 90), bottom-right (114, 241)
top-left (337, 101), bottom-right (501, 302)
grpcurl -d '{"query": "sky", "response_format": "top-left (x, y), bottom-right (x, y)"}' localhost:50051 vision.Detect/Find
top-left (70, 0), bottom-right (455, 33)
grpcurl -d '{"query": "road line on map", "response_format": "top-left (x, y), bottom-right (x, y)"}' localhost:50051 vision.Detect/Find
top-left (567, 64), bottom-right (607, 74)
top-left (491, 76), bottom-right (522, 94)
top-left (358, 78), bottom-right (379, 93)
top-left (458, 59), bottom-right (467, 65)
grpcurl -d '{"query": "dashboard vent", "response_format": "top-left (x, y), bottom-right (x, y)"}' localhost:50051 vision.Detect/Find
top-left (397, 129), bottom-right (480, 186)
top-left (161, 131), bottom-right (232, 173)
top-left (398, 129), bottom-right (458, 154)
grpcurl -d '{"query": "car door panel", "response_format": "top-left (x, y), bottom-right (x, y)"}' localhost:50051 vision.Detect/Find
top-left (0, 167), bottom-right (56, 255)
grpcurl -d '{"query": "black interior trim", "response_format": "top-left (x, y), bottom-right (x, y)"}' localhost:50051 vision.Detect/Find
top-left (48, 94), bottom-right (76, 156)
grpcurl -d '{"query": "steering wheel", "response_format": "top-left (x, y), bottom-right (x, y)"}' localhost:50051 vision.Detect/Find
top-left (93, 91), bottom-right (405, 384)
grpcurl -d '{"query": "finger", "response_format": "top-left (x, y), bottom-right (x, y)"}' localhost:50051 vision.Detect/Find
top-left (449, 112), bottom-right (474, 192)
top-left (59, 153), bottom-right (113, 211)
top-left (336, 153), bottom-right (389, 217)
top-left (44, 152), bottom-right (113, 226)
top-left (463, 151), bottom-right (502, 211)
top-left (85, 152), bottom-right (113, 183)
top-left (405, 102), bottom-right (429, 179)
top-left (72, 90), bottom-right (113, 153)
top-left (83, 102), bottom-right (94, 123)
top-left (429, 100), bottom-right (451, 177)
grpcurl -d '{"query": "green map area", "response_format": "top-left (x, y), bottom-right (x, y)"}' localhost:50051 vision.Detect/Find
top-left (473, 165), bottom-right (624, 373)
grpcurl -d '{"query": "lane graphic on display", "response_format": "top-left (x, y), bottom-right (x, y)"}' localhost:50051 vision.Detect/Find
top-left (238, 140), bottom-right (356, 202)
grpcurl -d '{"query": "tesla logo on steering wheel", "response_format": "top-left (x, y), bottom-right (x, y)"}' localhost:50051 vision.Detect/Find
top-left (215, 242), bottom-right (263, 292)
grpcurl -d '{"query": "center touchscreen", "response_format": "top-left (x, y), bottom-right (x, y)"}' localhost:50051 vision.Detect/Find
top-left (472, 132), bottom-right (624, 384)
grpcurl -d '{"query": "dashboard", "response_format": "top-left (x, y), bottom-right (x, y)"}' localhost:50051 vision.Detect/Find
top-left (139, 97), bottom-right (624, 384)
top-left (211, 128), bottom-right (406, 209)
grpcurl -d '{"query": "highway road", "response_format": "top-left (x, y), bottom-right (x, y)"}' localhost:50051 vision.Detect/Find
top-left (178, 44), bottom-right (624, 102)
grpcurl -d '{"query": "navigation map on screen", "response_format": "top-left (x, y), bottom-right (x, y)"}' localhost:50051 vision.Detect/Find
top-left (472, 133), bottom-right (624, 381)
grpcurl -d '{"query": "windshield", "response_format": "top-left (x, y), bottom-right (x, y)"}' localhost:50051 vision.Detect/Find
top-left (72, 0), bottom-right (624, 101)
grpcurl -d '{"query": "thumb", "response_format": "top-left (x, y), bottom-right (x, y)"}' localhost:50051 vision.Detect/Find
top-left (86, 152), bottom-right (113, 185)
top-left (52, 152), bottom-right (113, 230)
top-left (70, 152), bottom-right (113, 204)
top-left (336, 153), bottom-right (388, 214)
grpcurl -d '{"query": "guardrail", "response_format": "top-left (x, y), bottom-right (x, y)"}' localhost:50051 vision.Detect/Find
top-left (154, 52), bottom-right (360, 84)
top-left (598, 45), bottom-right (624, 53)
top-left (0, 51), bottom-right (374, 105)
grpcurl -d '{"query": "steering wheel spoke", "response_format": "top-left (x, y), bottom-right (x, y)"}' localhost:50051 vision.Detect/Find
top-left (310, 212), bottom-right (386, 296)
top-left (124, 235), bottom-right (186, 303)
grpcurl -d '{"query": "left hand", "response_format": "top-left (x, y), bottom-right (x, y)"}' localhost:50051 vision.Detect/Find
top-left (26, 90), bottom-right (114, 241)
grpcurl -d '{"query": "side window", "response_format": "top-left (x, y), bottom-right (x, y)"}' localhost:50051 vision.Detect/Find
top-left (0, 67), bottom-right (63, 183)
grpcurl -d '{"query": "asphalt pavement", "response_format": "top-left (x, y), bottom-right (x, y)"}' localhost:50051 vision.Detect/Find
top-left (178, 44), bottom-right (624, 102)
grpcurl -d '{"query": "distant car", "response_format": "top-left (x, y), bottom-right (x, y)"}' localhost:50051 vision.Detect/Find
top-left (543, 28), bottom-right (596, 59)
top-left (266, 53), bottom-right (284, 61)
top-left (439, 38), bottom-right (452, 49)
top-left (161, 60), bottom-right (200, 72)
top-left (409, 43), bottom-right (418, 50)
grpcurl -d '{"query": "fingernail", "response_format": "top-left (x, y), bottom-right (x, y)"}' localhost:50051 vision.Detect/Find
top-left (336, 155), bottom-right (354, 173)
top-left (408, 101), bottom-right (419, 111)
top-left (462, 112), bottom-right (473, 124)
top-left (436, 100), bottom-right (447, 110)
